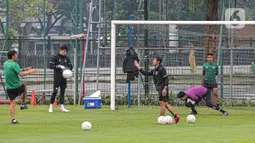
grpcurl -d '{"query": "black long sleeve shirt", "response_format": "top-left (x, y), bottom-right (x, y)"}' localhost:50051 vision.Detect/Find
top-left (139, 65), bottom-right (169, 92)
top-left (49, 54), bottom-right (73, 80)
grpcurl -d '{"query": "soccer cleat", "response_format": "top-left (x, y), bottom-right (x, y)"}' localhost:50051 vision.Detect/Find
top-left (60, 108), bottom-right (70, 112)
top-left (11, 119), bottom-right (19, 124)
top-left (20, 105), bottom-right (28, 110)
top-left (223, 111), bottom-right (229, 116)
top-left (49, 108), bottom-right (53, 113)
top-left (174, 115), bottom-right (180, 124)
top-left (189, 110), bottom-right (198, 115)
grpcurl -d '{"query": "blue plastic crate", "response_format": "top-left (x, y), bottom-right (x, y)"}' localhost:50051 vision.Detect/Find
top-left (84, 96), bottom-right (102, 109)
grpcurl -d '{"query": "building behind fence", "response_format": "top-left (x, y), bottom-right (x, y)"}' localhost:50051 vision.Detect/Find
top-left (1, 0), bottom-right (255, 105)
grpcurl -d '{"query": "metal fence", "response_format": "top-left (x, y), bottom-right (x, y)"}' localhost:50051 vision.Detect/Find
top-left (1, 38), bottom-right (255, 105)
top-left (1, 0), bottom-right (255, 105)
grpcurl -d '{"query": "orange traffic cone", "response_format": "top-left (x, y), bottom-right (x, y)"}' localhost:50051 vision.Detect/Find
top-left (53, 100), bottom-right (58, 106)
top-left (30, 90), bottom-right (37, 106)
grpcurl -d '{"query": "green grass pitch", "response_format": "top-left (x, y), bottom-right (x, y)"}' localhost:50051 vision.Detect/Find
top-left (1, 105), bottom-right (255, 143)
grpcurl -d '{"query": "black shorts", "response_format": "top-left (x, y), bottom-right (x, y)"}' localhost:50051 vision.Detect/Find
top-left (53, 77), bottom-right (67, 88)
top-left (204, 83), bottom-right (217, 90)
top-left (158, 89), bottom-right (169, 102)
top-left (7, 84), bottom-right (26, 101)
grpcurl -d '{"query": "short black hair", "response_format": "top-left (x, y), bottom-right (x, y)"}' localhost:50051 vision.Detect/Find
top-left (177, 91), bottom-right (186, 99)
top-left (155, 57), bottom-right (162, 64)
top-left (207, 53), bottom-right (214, 57)
top-left (7, 50), bottom-right (17, 59)
top-left (60, 45), bottom-right (68, 51)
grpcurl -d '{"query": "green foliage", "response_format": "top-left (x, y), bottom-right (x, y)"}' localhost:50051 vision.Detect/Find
top-left (0, 0), bottom-right (76, 36)
top-left (23, 92), bottom-right (255, 107)
top-left (101, 91), bottom-right (182, 106)
top-left (168, 91), bottom-right (183, 106)
top-left (2, 0), bottom-right (45, 30)
top-left (0, 27), bottom-right (18, 50)
top-left (101, 94), bottom-right (111, 105)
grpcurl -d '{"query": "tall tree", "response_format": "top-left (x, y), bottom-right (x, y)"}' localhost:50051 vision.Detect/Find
top-left (41, 0), bottom-right (76, 35)
top-left (204, 0), bottom-right (219, 62)
top-left (1, 0), bottom-right (76, 36)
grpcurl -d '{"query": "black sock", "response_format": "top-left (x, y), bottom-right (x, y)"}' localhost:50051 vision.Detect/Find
top-left (174, 114), bottom-right (177, 118)
top-left (215, 104), bottom-right (226, 113)
top-left (219, 108), bottom-right (226, 113)
top-left (214, 105), bottom-right (225, 113)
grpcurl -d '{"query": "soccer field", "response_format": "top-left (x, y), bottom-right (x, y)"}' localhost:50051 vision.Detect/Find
top-left (1, 105), bottom-right (255, 143)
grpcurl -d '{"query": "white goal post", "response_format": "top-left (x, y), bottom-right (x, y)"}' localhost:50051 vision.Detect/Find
top-left (110, 20), bottom-right (255, 111)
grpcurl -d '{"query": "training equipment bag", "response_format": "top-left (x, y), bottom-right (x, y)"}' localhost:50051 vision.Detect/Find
top-left (122, 47), bottom-right (139, 81)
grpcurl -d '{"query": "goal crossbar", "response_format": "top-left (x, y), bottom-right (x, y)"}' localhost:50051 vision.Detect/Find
top-left (111, 20), bottom-right (255, 25)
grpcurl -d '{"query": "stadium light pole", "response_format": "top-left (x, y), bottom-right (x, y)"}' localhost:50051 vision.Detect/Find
top-left (144, 0), bottom-right (149, 95)
top-left (80, 0), bottom-right (84, 93)
top-left (42, 0), bottom-right (46, 91)
top-left (75, 0), bottom-right (79, 105)
top-left (218, 0), bottom-right (224, 103)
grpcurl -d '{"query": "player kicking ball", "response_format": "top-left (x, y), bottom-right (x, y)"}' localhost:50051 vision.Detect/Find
top-left (134, 57), bottom-right (180, 124)
top-left (4, 50), bottom-right (37, 124)
top-left (177, 85), bottom-right (229, 116)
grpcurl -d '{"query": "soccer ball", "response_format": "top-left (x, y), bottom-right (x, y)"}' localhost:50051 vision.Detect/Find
top-left (81, 121), bottom-right (92, 131)
top-left (165, 116), bottom-right (173, 124)
top-left (62, 69), bottom-right (73, 79)
top-left (186, 115), bottom-right (196, 123)
top-left (157, 116), bottom-right (166, 124)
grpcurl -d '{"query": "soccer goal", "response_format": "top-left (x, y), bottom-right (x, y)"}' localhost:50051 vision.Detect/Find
top-left (110, 20), bottom-right (255, 110)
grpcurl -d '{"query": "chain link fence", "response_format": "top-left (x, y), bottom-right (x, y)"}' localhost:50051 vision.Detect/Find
top-left (1, 0), bottom-right (255, 105)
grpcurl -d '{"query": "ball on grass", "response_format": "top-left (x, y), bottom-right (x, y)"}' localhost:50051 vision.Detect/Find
top-left (81, 121), bottom-right (92, 131)
top-left (186, 115), bottom-right (196, 123)
top-left (165, 116), bottom-right (173, 124)
top-left (157, 116), bottom-right (166, 124)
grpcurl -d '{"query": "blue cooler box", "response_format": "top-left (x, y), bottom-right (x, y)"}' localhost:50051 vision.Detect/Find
top-left (84, 96), bottom-right (102, 109)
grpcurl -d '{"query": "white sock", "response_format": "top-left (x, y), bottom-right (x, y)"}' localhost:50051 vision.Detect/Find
top-left (50, 104), bottom-right (53, 109)
top-left (60, 104), bottom-right (64, 109)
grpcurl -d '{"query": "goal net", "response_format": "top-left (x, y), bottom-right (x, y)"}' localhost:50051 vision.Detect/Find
top-left (110, 21), bottom-right (255, 110)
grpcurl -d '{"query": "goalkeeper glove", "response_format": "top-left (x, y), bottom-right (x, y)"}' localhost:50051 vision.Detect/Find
top-left (187, 98), bottom-right (195, 105)
top-left (56, 65), bottom-right (66, 70)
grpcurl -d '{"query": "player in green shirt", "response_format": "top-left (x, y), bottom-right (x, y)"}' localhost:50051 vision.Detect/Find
top-left (202, 53), bottom-right (219, 106)
top-left (3, 50), bottom-right (37, 124)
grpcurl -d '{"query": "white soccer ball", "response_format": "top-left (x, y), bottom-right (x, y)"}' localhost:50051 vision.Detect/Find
top-left (62, 69), bottom-right (73, 79)
top-left (157, 116), bottom-right (166, 124)
top-left (165, 116), bottom-right (173, 124)
top-left (81, 121), bottom-right (92, 131)
top-left (186, 115), bottom-right (196, 123)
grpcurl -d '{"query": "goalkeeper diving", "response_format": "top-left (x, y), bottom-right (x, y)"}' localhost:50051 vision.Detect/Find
top-left (177, 86), bottom-right (229, 116)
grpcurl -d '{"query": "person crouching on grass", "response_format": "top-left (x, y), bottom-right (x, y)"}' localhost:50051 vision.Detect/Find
top-left (134, 57), bottom-right (180, 124)
top-left (177, 85), bottom-right (229, 116)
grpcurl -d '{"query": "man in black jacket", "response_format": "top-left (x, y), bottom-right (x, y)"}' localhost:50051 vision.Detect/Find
top-left (134, 57), bottom-right (180, 124)
top-left (49, 45), bottom-right (73, 112)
